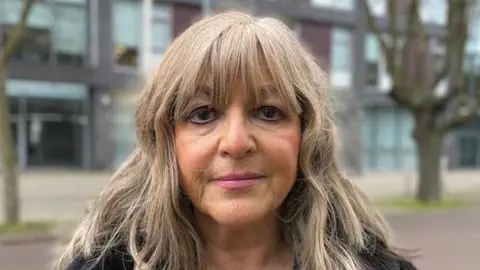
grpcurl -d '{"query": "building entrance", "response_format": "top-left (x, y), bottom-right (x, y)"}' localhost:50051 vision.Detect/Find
top-left (6, 82), bottom-right (90, 169)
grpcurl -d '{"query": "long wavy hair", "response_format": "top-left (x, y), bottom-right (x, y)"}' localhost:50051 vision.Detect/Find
top-left (57, 11), bottom-right (398, 270)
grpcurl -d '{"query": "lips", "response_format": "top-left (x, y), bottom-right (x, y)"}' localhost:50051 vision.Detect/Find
top-left (214, 171), bottom-right (263, 189)
top-left (216, 171), bottom-right (263, 181)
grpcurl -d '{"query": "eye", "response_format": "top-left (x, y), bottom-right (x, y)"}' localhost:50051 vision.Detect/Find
top-left (255, 106), bottom-right (284, 121)
top-left (188, 106), bottom-right (217, 124)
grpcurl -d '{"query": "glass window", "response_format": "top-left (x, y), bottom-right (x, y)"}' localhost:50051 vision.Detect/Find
top-left (365, 34), bottom-right (380, 87)
top-left (8, 96), bottom-right (19, 115)
top-left (53, 1), bottom-right (86, 66)
top-left (26, 98), bottom-right (83, 116)
top-left (457, 135), bottom-right (479, 168)
top-left (398, 110), bottom-right (415, 151)
top-left (362, 108), bottom-right (378, 171)
top-left (152, 22), bottom-right (170, 53)
top-left (362, 107), bottom-right (418, 172)
top-left (0, 0), bottom-right (86, 66)
top-left (1, 0), bottom-right (53, 63)
top-left (310, 0), bottom-right (353, 10)
top-left (376, 151), bottom-right (396, 171)
top-left (397, 111), bottom-right (416, 171)
top-left (362, 109), bottom-right (374, 150)
top-left (26, 116), bottom-right (83, 166)
top-left (112, 92), bottom-right (138, 168)
top-left (7, 79), bottom-right (87, 100)
top-left (152, 4), bottom-right (172, 54)
top-left (420, 0), bottom-right (447, 25)
top-left (365, 35), bottom-right (380, 62)
top-left (361, 150), bottom-right (372, 171)
top-left (364, 34), bottom-right (393, 91)
top-left (376, 108), bottom-right (396, 149)
top-left (113, 0), bottom-right (141, 67)
top-left (366, 0), bottom-right (386, 17)
top-left (402, 151), bottom-right (417, 171)
top-left (112, 1), bottom-right (172, 68)
top-left (1, 25), bottom-right (52, 63)
top-left (330, 28), bottom-right (352, 90)
top-left (465, 54), bottom-right (480, 97)
top-left (467, 3), bottom-right (480, 56)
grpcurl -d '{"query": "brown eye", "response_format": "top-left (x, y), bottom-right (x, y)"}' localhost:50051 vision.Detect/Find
top-left (188, 106), bottom-right (217, 124)
top-left (255, 106), bottom-right (284, 121)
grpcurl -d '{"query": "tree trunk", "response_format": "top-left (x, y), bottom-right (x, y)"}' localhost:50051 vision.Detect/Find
top-left (0, 69), bottom-right (20, 224)
top-left (413, 113), bottom-right (443, 202)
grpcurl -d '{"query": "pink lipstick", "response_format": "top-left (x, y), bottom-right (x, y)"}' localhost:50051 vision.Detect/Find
top-left (215, 172), bottom-right (263, 189)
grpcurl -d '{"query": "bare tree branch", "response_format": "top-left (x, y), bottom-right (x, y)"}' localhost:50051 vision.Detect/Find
top-left (433, 84), bottom-right (461, 112)
top-left (0, 0), bottom-right (36, 68)
top-left (439, 78), bottom-right (480, 134)
top-left (400, 0), bottom-right (423, 72)
top-left (432, 64), bottom-right (449, 95)
top-left (359, 0), bottom-right (417, 108)
top-left (359, 0), bottom-right (394, 75)
top-left (439, 102), bottom-right (479, 134)
top-left (388, 0), bottom-right (399, 76)
top-left (401, 0), bottom-right (435, 107)
top-left (433, 0), bottom-right (470, 109)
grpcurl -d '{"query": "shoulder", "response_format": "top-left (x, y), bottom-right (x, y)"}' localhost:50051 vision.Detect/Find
top-left (359, 244), bottom-right (418, 270)
top-left (397, 259), bottom-right (417, 270)
top-left (362, 254), bottom-right (417, 270)
top-left (65, 248), bottom-right (134, 270)
top-left (357, 231), bottom-right (418, 270)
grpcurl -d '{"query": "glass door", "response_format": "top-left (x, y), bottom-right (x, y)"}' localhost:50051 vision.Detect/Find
top-left (25, 97), bottom-right (84, 168)
top-left (457, 134), bottom-right (480, 168)
top-left (26, 116), bottom-right (82, 167)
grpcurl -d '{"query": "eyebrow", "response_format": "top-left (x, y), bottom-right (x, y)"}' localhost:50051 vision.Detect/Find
top-left (257, 84), bottom-right (278, 99)
top-left (192, 84), bottom-right (279, 101)
top-left (194, 85), bottom-right (213, 98)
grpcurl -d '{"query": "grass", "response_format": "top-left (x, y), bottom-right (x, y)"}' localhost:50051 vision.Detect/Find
top-left (375, 197), bottom-right (471, 212)
top-left (0, 221), bottom-right (54, 235)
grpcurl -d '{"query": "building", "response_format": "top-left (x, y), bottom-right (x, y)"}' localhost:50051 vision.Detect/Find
top-left (1, 0), bottom-right (479, 173)
top-left (0, 0), bottom-right (170, 170)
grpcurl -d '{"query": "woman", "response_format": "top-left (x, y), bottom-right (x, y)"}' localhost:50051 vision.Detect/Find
top-left (57, 11), bottom-right (417, 270)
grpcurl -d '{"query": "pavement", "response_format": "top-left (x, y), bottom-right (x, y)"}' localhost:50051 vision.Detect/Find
top-left (0, 241), bottom-right (53, 270)
top-left (0, 169), bottom-right (480, 269)
top-left (388, 208), bottom-right (480, 270)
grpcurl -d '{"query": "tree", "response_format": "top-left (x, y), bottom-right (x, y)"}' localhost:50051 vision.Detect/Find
top-left (361, 0), bottom-right (478, 202)
top-left (0, 0), bottom-right (35, 224)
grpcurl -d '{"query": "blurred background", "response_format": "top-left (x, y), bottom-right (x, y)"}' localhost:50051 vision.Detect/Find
top-left (0, 0), bottom-right (479, 269)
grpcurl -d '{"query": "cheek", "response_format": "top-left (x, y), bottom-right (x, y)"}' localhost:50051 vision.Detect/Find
top-left (264, 125), bottom-right (301, 179)
top-left (174, 126), bottom-right (216, 186)
top-left (278, 132), bottom-right (301, 169)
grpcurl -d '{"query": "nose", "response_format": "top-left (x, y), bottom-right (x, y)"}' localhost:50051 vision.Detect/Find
top-left (218, 109), bottom-right (256, 159)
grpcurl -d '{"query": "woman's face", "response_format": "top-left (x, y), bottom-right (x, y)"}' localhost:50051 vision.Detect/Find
top-left (174, 80), bottom-right (301, 226)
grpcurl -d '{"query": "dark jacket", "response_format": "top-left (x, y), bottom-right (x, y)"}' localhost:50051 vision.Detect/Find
top-left (66, 245), bottom-right (417, 270)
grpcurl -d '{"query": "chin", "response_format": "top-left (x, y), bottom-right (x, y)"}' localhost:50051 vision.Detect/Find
top-left (204, 199), bottom-right (275, 226)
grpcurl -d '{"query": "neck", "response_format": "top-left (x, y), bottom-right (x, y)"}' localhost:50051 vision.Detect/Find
top-left (195, 211), bottom-right (291, 270)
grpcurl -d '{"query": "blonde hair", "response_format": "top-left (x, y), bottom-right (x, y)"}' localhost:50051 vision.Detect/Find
top-left (57, 11), bottom-right (398, 270)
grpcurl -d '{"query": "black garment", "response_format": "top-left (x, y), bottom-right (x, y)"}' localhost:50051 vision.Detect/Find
top-left (66, 246), bottom-right (417, 270)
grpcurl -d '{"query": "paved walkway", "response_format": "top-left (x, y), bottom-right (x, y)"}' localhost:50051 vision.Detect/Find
top-left (0, 241), bottom-right (53, 270)
top-left (1, 170), bottom-right (480, 222)
top-left (388, 208), bottom-right (480, 270)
